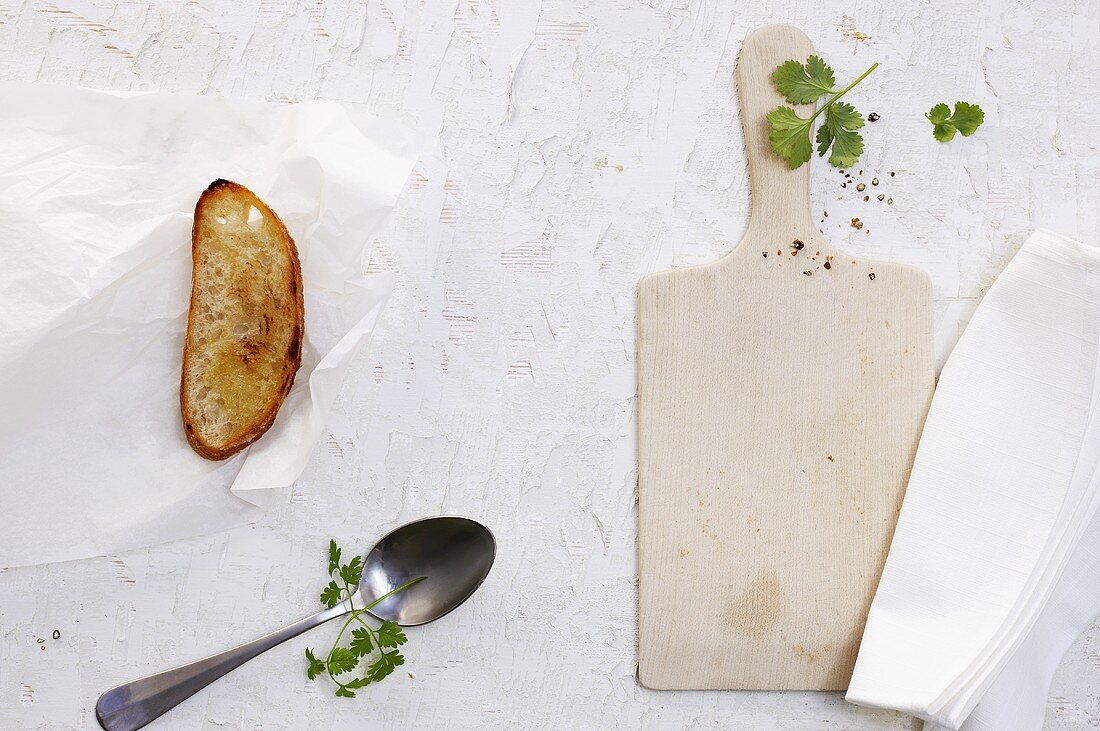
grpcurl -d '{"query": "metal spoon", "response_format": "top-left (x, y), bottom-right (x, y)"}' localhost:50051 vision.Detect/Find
top-left (96, 516), bottom-right (495, 731)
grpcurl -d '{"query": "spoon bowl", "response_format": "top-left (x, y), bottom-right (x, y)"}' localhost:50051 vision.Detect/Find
top-left (358, 516), bottom-right (496, 626)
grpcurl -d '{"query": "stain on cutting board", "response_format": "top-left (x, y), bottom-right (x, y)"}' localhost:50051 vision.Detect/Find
top-left (723, 573), bottom-right (782, 639)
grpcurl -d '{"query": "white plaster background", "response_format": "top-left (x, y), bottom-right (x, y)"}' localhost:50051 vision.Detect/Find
top-left (1, 0), bottom-right (1098, 728)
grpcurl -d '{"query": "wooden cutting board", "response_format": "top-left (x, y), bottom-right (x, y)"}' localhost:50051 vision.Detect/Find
top-left (637, 24), bottom-right (935, 691)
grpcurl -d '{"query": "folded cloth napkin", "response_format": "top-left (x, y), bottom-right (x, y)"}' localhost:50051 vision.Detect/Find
top-left (925, 510), bottom-right (1100, 731)
top-left (846, 229), bottom-right (1100, 730)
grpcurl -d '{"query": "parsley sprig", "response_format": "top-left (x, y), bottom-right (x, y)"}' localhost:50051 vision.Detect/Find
top-left (306, 540), bottom-right (426, 698)
top-left (766, 55), bottom-right (878, 170)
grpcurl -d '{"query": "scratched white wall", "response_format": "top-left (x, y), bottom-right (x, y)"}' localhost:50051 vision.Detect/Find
top-left (1, 0), bottom-right (1098, 729)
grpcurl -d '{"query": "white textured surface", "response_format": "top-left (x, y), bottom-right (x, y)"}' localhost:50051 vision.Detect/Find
top-left (0, 1), bottom-right (1097, 729)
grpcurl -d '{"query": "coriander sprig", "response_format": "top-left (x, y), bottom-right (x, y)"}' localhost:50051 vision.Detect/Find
top-left (927, 101), bottom-right (984, 142)
top-left (766, 55), bottom-right (878, 170)
top-left (306, 540), bottom-right (425, 698)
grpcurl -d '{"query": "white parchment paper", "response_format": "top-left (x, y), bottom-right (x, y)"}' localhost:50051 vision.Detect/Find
top-left (0, 84), bottom-right (415, 568)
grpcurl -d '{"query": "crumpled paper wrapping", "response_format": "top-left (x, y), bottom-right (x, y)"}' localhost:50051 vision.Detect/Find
top-left (0, 84), bottom-right (415, 568)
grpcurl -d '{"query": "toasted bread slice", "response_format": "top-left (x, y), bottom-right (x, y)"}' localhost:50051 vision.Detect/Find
top-left (181, 180), bottom-right (304, 460)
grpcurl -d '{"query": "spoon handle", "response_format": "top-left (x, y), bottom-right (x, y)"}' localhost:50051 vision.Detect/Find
top-left (95, 601), bottom-right (350, 731)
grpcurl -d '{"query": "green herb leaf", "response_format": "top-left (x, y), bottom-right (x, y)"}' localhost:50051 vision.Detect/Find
top-left (350, 627), bottom-right (374, 657)
top-left (772, 55), bottom-right (836, 104)
top-left (375, 620), bottom-right (408, 649)
top-left (305, 648), bottom-right (326, 680)
top-left (328, 540), bottom-right (341, 576)
top-left (365, 650), bottom-right (405, 683)
top-left (816, 101), bottom-right (865, 167)
top-left (328, 647), bottom-right (360, 676)
top-left (339, 556), bottom-right (363, 587)
top-left (309, 541), bottom-right (424, 699)
top-left (927, 101), bottom-right (984, 142)
top-left (767, 107), bottom-right (814, 170)
top-left (766, 56), bottom-right (877, 170)
top-left (320, 580), bottom-right (343, 608)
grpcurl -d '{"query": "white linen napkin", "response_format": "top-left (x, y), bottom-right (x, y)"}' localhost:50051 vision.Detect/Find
top-left (925, 508), bottom-right (1100, 730)
top-left (0, 84), bottom-right (415, 568)
top-left (846, 229), bottom-right (1100, 729)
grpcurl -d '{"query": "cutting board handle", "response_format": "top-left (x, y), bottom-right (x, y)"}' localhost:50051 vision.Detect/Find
top-left (736, 25), bottom-right (818, 242)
